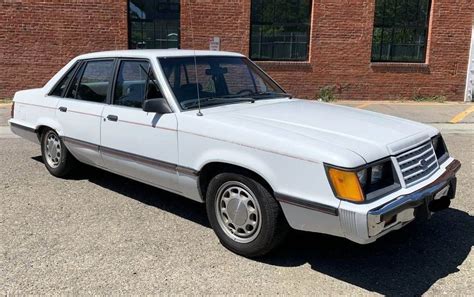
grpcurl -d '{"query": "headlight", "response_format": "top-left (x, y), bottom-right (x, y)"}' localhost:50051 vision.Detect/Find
top-left (432, 134), bottom-right (449, 164)
top-left (370, 164), bottom-right (384, 184)
top-left (357, 169), bottom-right (368, 188)
top-left (326, 160), bottom-right (400, 203)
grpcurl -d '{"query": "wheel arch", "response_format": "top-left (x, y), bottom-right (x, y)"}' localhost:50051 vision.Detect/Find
top-left (35, 125), bottom-right (51, 141)
top-left (34, 118), bottom-right (64, 141)
top-left (198, 162), bottom-right (275, 201)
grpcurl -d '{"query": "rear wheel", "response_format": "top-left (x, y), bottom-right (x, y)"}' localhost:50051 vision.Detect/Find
top-left (41, 129), bottom-right (77, 177)
top-left (206, 172), bottom-right (288, 258)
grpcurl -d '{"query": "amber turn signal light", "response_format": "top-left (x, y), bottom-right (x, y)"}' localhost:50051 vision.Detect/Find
top-left (327, 167), bottom-right (364, 202)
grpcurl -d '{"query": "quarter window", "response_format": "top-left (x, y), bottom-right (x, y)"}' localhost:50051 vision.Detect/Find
top-left (66, 60), bottom-right (114, 103)
top-left (250, 0), bottom-right (312, 61)
top-left (50, 63), bottom-right (79, 97)
top-left (371, 0), bottom-right (431, 63)
top-left (129, 0), bottom-right (180, 49)
top-left (113, 60), bottom-right (162, 108)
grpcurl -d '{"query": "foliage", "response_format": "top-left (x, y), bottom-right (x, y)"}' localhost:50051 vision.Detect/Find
top-left (412, 94), bottom-right (446, 103)
top-left (317, 85), bottom-right (337, 102)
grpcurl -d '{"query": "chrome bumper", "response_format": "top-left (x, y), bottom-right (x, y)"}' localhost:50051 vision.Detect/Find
top-left (367, 159), bottom-right (461, 237)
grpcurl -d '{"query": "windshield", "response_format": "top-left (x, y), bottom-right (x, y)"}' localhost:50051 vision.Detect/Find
top-left (158, 56), bottom-right (289, 110)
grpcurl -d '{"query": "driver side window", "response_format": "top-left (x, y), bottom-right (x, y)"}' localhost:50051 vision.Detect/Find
top-left (113, 60), bottom-right (163, 108)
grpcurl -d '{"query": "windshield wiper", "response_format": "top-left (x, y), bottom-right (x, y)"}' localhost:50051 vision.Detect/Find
top-left (182, 97), bottom-right (255, 109)
top-left (249, 92), bottom-right (292, 99)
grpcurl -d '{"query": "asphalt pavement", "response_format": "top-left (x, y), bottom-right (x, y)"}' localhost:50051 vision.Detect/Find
top-left (0, 102), bottom-right (473, 295)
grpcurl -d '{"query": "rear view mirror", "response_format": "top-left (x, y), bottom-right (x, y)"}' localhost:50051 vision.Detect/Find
top-left (142, 98), bottom-right (172, 114)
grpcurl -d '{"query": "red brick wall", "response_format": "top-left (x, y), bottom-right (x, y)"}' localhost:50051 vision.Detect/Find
top-left (0, 0), bottom-right (128, 99)
top-left (0, 0), bottom-right (472, 101)
top-left (180, 0), bottom-right (251, 55)
top-left (181, 0), bottom-right (472, 101)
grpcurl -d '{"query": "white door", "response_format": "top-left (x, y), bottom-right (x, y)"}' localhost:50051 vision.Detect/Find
top-left (466, 23), bottom-right (474, 102)
top-left (100, 59), bottom-right (179, 192)
top-left (57, 59), bottom-right (115, 166)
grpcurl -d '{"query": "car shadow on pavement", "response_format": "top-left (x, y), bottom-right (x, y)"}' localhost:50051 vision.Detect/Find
top-left (31, 156), bottom-right (211, 228)
top-left (263, 209), bottom-right (474, 296)
top-left (31, 156), bottom-right (473, 295)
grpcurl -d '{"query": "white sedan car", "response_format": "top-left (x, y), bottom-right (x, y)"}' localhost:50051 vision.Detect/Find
top-left (9, 50), bottom-right (460, 257)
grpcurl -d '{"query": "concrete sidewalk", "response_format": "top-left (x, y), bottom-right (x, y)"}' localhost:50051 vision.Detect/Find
top-left (336, 101), bottom-right (474, 124)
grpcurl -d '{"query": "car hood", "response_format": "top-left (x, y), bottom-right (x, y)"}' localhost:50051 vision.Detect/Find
top-left (204, 99), bottom-right (438, 164)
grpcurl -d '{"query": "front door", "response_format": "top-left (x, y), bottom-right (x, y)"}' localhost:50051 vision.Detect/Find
top-left (100, 59), bottom-right (179, 192)
top-left (56, 59), bottom-right (115, 167)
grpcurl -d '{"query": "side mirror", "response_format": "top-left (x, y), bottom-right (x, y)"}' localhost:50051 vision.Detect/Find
top-left (142, 98), bottom-right (172, 114)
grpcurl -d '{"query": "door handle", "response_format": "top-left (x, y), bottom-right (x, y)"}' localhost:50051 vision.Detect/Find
top-left (58, 106), bottom-right (67, 112)
top-left (106, 115), bottom-right (118, 122)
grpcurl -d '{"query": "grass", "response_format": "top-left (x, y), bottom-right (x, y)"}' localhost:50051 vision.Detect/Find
top-left (412, 94), bottom-right (447, 103)
top-left (0, 98), bottom-right (12, 104)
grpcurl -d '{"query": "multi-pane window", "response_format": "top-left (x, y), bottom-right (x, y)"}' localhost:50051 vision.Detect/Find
top-left (250, 0), bottom-right (312, 61)
top-left (371, 0), bottom-right (431, 63)
top-left (129, 0), bottom-right (180, 49)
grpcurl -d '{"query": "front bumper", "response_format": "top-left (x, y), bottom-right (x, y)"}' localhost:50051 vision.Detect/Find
top-left (277, 158), bottom-right (461, 244)
top-left (339, 159), bottom-right (461, 244)
top-left (367, 159), bottom-right (460, 237)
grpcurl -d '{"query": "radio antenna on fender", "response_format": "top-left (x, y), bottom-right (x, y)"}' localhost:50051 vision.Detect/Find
top-left (187, 0), bottom-right (203, 116)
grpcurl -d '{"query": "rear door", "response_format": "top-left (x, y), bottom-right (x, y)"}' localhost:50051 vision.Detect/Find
top-left (56, 59), bottom-right (115, 167)
top-left (100, 59), bottom-right (179, 191)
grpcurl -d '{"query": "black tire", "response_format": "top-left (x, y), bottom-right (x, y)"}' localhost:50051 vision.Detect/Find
top-left (40, 129), bottom-right (77, 177)
top-left (206, 172), bottom-right (289, 258)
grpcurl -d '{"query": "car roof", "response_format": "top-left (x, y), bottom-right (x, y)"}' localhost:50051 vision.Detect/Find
top-left (76, 49), bottom-right (245, 60)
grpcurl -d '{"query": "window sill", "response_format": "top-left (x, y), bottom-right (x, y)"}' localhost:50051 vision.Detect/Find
top-left (255, 61), bottom-right (312, 72)
top-left (370, 62), bottom-right (430, 74)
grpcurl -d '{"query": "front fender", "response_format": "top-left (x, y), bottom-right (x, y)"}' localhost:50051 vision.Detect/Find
top-left (194, 148), bottom-right (279, 191)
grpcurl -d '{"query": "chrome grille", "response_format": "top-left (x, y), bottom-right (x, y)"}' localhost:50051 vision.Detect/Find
top-left (396, 142), bottom-right (438, 187)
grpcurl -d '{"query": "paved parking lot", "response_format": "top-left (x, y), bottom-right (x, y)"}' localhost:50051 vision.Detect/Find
top-left (0, 102), bottom-right (473, 295)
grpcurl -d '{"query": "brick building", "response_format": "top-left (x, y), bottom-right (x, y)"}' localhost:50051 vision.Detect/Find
top-left (0, 0), bottom-right (472, 101)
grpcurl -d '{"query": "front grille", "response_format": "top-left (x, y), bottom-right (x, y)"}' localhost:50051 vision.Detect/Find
top-left (396, 142), bottom-right (439, 187)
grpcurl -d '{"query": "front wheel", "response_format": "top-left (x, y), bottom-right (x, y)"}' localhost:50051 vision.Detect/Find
top-left (41, 129), bottom-right (77, 177)
top-left (206, 173), bottom-right (289, 258)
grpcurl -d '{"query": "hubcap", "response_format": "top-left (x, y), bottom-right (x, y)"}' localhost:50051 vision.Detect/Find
top-left (215, 181), bottom-right (262, 243)
top-left (45, 132), bottom-right (61, 168)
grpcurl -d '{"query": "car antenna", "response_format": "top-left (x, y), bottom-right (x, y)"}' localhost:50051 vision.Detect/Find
top-left (188, 0), bottom-right (203, 116)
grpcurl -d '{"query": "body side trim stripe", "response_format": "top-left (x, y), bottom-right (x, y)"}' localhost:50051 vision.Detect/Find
top-left (10, 122), bottom-right (36, 133)
top-left (176, 165), bottom-right (199, 176)
top-left (62, 136), bottom-right (197, 176)
top-left (67, 110), bottom-right (101, 117)
top-left (100, 146), bottom-right (177, 173)
top-left (14, 103), bottom-right (321, 164)
top-left (180, 130), bottom-right (321, 164)
top-left (16, 102), bottom-right (57, 110)
top-left (275, 193), bottom-right (339, 216)
top-left (117, 119), bottom-right (177, 132)
top-left (63, 137), bottom-right (99, 152)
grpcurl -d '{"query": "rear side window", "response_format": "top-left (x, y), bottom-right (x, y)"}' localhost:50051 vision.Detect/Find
top-left (113, 60), bottom-right (162, 108)
top-left (66, 60), bottom-right (114, 103)
top-left (50, 63), bottom-right (79, 97)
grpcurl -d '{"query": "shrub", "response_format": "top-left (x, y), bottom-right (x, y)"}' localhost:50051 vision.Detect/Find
top-left (318, 85), bottom-right (336, 102)
top-left (412, 94), bottom-right (447, 103)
